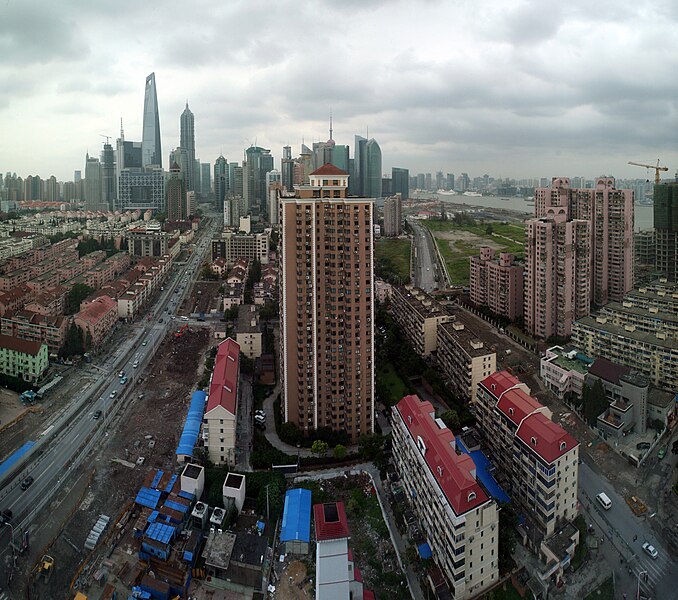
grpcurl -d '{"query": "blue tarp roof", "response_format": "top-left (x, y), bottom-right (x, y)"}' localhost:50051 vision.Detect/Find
top-left (280, 488), bottom-right (312, 543)
top-left (164, 474), bottom-right (178, 494)
top-left (145, 522), bottom-right (176, 545)
top-left (0, 441), bottom-right (35, 477)
top-left (164, 500), bottom-right (188, 513)
top-left (178, 490), bottom-right (196, 501)
top-left (176, 391), bottom-right (206, 458)
top-left (418, 543), bottom-right (432, 559)
top-left (135, 487), bottom-right (162, 510)
top-left (151, 470), bottom-right (164, 489)
top-left (456, 438), bottom-right (511, 504)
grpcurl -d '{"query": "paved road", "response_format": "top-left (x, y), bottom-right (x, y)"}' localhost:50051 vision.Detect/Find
top-left (408, 218), bottom-right (438, 292)
top-left (0, 215), bottom-right (221, 569)
top-left (578, 458), bottom-right (678, 599)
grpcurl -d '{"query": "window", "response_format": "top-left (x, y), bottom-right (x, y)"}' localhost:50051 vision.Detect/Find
top-left (468, 491), bottom-right (476, 502)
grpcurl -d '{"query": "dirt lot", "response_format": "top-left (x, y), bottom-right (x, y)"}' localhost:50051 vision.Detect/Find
top-left (180, 280), bottom-right (223, 315)
top-left (35, 326), bottom-right (212, 598)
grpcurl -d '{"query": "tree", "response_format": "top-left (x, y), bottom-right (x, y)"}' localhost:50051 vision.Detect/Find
top-left (65, 283), bottom-right (95, 315)
top-left (439, 409), bottom-right (460, 431)
top-left (358, 434), bottom-right (384, 461)
top-left (224, 305), bottom-right (240, 321)
top-left (485, 224), bottom-right (494, 235)
top-left (279, 422), bottom-right (303, 447)
top-left (498, 503), bottom-right (518, 573)
top-left (200, 264), bottom-right (217, 280)
top-left (61, 322), bottom-right (85, 357)
top-left (582, 379), bottom-right (609, 426)
top-left (333, 444), bottom-right (347, 460)
top-left (311, 440), bottom-right (329, 457)
top-left (246, 258), bottom-right (262, 290)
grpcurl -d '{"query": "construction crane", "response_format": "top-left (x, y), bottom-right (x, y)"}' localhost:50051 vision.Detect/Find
top-left (99, 134), bottom-right (111, 144)
top-left (628, 160), bottom-right (668, 185)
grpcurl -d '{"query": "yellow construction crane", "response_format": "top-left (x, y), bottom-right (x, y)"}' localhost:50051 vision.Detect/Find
top-left (628, 160), bottom-right (668, 185)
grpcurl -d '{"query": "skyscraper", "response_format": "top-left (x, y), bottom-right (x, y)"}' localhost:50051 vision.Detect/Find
top-left (280, 164), bottom-right (375, 441)
top-left (142, 73), bottom-right (162, 168)
top-left (353, 135), bottom-right (368, 196)
top-left (166, 162), bottom-right (187, 221)
top-left (281, 145), bottom-right (294, 192)
top-left (535, 177), bottom-right (634, 306)
top-left (214, 155), bottom-right (228, 211)
top-left (392, 167), bottom-right (409, 200)
top-left (654, 181), bottom-right (678, 282)
top-left (180, 102), bottom-right (196, 191)
top-left (383, 194), bottom-right (402, 237)
top-left (364, 139), bottom-right (382, 199)
top-left (101, 142), bottom-right (116, 209)
top-left (243, 146), bottom-right (273, 214)
top-left (84, 153), bottom-right (103, 210)
top-left (201, 162), bottom-right (211, 196)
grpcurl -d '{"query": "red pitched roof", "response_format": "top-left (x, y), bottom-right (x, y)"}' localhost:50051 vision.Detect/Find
top-left (0, 334), bottom-right (44, 356)
top-left (206, 338), bottom-right (240, 415)
top-left (516, 412), bottom-right (578, 463)
top-left (480, 371), bottom-right (528, 399)
top-left (310, 163), bottom-right (349, 176)
top-left (588, 357), bottom-right (630, 385)
top-left (313, 502), bottom-right (350, 541)
top-left (496, 388), bottom-right (543, 427)
top-left (395, 395), bottom-right (488, 515)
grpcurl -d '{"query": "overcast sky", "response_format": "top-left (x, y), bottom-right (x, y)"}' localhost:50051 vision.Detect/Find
top-left (2, 0), bottom-right (677, 182)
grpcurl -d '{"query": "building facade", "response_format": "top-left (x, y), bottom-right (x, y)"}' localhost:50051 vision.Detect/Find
top-left (392, 167), bottom-right (409, 200)
top-left (166, 162), bottom-right (187, 222)
top-left (211, 231), bottom-right (269, 266)
top-left (141, 72), bottom-right (162, 168)
top-left (180, 102), bottom-right (196, 191)
top-left (539, 346), bottom-right (588, 400)
top-left (118, 167), bottom-right (165, 213)
top-left (0, 334), bottom-right (48, 382)
top-left (280, 164), bottom-right (374, 441)
top-left (524, 211), bottom-right (591, 339)
top-left (654, 181), bottom-right (678, 282)
top-left (392, 395), bottom-right (499, 599)
top-left (469, 247), bottom-right (523, 321)
top-left (474, 372), bottom-right (579, 539)
top-left (383, 195), bottom-right (402, 237)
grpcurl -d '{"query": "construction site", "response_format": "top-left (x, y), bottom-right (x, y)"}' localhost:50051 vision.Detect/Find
top-left (14, 325), bottom-right (212, 599)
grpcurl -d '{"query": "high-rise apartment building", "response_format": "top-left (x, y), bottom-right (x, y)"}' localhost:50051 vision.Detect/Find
top-left (446, 173), bottom-right (455, 191)
top-left (44, 176), bottom-right (59, 202)
top-left (653, 181), bottom-right (678, 282)
top-left (383, 194), bottom-right (402, 237)
top-left (141, 73), bottom-right (162, 168)
top-left (84, 154), bottom-right (103, 210)
top-left (281, 145), bottom-right (294, 192)
top-left (469, 247), bottom-right (523, 321)
top-left (535, 177), bottom-right (634, 306)
top-left (524, 210), bottom-right (591, 339)
top-left (180, 102), bottom-right (196, 191)
top-left (200, 162), bottom-right (211, 197)
top-left (101, 142), bottom-right (116, 209)
top-left (279, 164), bottom-right (374, 441)
top-left (391, 167), bottom-right (409, 200)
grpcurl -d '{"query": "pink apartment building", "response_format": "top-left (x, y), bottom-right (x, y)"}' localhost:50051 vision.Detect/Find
top-left (469, 247), bottom-right (523, 321)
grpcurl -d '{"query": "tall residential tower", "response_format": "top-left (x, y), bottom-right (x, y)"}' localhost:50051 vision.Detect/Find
top-left (279, 164), bottom-right (375, 441)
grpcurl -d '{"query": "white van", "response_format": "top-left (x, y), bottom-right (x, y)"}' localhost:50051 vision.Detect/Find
top-left (596, 492), bottom-right (612, 510)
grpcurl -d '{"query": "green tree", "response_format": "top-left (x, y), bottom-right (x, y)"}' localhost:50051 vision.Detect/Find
top-left (200, 264), bottom-right (217, 280)
top-left (485, 224), bottom-right (494, 235)
top-left (439, 409), bottom-right (460, 431)
top-left (279, 422), bottom-right (303, 446)
top-left (61, 322), bottom-right (85, 357)
top-left (333, 444), bottom-right (347, 460)
top-left (246, 258), bottom-right (262, 290)
top-left (358, 434), bottom-right (384, 461)
top-left (582, 379), bottom-right (609, 426)
top-left (65, 283), bottom-right (95, 315)
top-left (311, 440), bottom-right (329, 457)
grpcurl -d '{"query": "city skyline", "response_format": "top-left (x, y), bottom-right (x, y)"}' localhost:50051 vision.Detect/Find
top-left (1, 1), bottom-right (677, 181)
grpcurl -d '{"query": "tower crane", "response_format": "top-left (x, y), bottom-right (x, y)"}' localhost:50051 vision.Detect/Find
top-left (628, 159), bottom-right (668, 186)
top-left (100, 134), bottom-right (111, 144)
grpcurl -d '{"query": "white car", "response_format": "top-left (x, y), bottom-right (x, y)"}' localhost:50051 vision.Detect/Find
top-left (133, 360), bottom-right (139, 368)
top-left (109, 390), bottom-right (117, 398)
top-left (642, 542), bottom-right (658, 559)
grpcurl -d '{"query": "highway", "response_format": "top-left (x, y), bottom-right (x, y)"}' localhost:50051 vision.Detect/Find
top-left (0, 214), bottom-right (220, 565)
top-left (407, 217), bottom-right (439, 292)
top-left (578, 458), bottom-right (678, 599)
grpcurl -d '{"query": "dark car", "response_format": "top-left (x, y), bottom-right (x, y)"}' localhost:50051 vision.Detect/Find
top-left (93, 410), bottom-right (102, 420)
top-left (636, 442), bottom-right (651, 450)
top-left (0, 509), bottom-right (12, 525)
top-left (20, 476), bottom-right (34, 490)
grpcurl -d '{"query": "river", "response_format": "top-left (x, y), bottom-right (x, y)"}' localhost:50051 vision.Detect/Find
top-left (433, 194), bottom-right (653, 231)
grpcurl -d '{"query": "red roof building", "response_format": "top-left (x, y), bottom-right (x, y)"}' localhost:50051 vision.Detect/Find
top-left (310, 163), bottom-right (349, 177)
top-left (391, 394), bottom-right (499, 598)
top-left (313, 502), bottom-right (350, 542)
top-left (73, 295), bottom-right (118, 349)
top-left (476, 371), bottom-right (579, 538)
top-left (203, 338), bottom-right (240, 465)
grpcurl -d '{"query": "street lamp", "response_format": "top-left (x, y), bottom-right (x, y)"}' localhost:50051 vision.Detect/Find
top-left (637, 570), bottom-right (648, 600)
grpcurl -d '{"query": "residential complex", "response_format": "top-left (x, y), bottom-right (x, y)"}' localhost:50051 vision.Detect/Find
top-left (211, 231), bottom-right (269, 266)
top-left (436, 314), bottom-right (497, 402)
top-left (571, 280), bottom-right (678, 390)
top-left (279, 164), bottom-right (374, 441)
top-left (0, 334), bottom-right (48, 382)
top-left (535, 177), bottom-right (634, 306)
top-left (392, 394), bottom-right (499, 599)
top-left (202, 338), bottom-right (240, 465)
top-left (469, 247), bottom-right (523, 321)
top-left (475, 371), bottom-right (579, 539)
top-left (523, 211), bottom-right (591, 339)
top-left (390, 285), bottom-right (452, 357)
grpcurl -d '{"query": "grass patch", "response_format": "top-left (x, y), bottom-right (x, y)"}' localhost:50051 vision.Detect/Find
top-left (377, 361), bottom-right (410, 405)
top-left (583, 575), bottom-right (614, 600)
top-left (485, 582), bottom-right (524, 600)
top-left (376, 239), bottom-right (411, 282)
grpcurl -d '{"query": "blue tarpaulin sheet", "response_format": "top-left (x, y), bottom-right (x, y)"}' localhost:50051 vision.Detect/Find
top-left (280, 489), bottom-right (312, 543)
top-left (0, 441), bottom-right (35, 477)
top-left (164, 500), bottom-right (188, 513)
top-left (135, 487), bottom-right (162, 509)
top-left (164, 474), bottom-right (178, 494)
top-left (176, 391), bottom-right (206, 458)
top-left (145, 522), bottom-right (176, 545)
top-left (151, 470), bottom-right (164, 489)
top-left (417, 543), bottom-right (432, 559)
top-left (455, 438), bottom-right (511, 504)
top-left (178, 490), bottom-right (196, 501)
